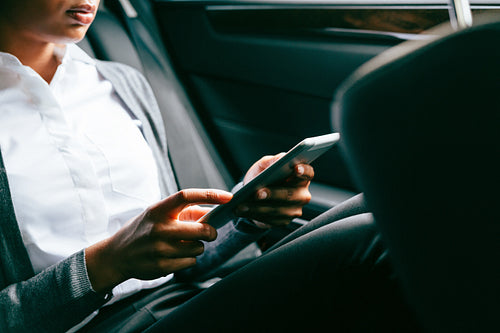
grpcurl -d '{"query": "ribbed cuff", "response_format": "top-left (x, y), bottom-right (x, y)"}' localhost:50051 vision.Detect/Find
top-left (63, 250), bottom-right (113, 302)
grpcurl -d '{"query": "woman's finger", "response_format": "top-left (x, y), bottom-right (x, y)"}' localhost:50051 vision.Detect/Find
top-left (178, 205), bottom-right (213, 222)
top-left (149, 189), bottom-right (233, 220)
top-left (253, 187), bottom-right (312, 204)
top-left (152, 220), bottom-right (217, 242)
top-left (150, 239), bottom-right (205, 258)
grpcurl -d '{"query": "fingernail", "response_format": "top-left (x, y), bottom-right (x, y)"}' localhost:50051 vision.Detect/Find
top-left (297, 165), bottom-right (304, 175)
top-left (257, 190), bottom-right (268, 200)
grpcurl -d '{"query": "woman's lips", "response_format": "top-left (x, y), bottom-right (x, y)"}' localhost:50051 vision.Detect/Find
top-left (66, 4), bottom-right (96, 25)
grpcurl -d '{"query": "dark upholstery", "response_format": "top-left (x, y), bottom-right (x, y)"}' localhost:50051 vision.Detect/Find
top-left (79, 6), bottom-right (142, 72)
top-left (333, 17), bottom-right (500, 332)
top-left (77, 0), bottom-right (234, 190)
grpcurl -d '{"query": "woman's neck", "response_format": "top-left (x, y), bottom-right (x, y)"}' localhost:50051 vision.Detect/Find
top-left (0, 24), bottom-right (60, 83)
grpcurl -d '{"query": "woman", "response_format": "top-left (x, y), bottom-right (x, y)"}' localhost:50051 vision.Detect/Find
top-left (0, 0), bottom-right (418, 332)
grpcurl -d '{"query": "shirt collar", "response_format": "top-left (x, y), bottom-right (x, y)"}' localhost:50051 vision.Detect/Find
top-left (0, 50), bottom-right (24, 68)
top-left (65, 43), bottom-right (96, 66)
top-left (0, 43), bottom-right (95, 70)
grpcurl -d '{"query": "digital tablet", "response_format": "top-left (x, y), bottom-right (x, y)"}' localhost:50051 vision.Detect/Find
top-left (197, 133), bottom-right (340, 228)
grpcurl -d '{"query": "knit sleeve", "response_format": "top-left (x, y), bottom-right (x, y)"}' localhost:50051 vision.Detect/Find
top-left (0, 250), bottom-right (110, 333)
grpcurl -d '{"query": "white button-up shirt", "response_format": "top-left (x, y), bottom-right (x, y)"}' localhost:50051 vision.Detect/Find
top-left (0, 44), bottom-right (172, 307)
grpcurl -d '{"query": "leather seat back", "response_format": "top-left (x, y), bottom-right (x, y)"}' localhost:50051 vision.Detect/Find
top-left (82, 6), bottom-right (143, 72)
top-left (78, 0), bottom-right (234, 191)
top-left (333, 16), bottom-right (500, 331)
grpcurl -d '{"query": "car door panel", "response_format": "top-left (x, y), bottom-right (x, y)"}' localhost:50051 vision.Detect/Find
top-left (151, 0), bottom-right (451, 214)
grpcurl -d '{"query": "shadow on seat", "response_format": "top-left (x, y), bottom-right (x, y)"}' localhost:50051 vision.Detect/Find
top-left (332, 15), bottom-right (500, 332)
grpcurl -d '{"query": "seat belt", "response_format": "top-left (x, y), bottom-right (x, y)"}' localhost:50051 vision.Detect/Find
top-left (109, 0), bottom-right (233, 191)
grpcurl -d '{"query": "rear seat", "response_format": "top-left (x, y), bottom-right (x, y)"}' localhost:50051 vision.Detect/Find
top-left (80, 6), bottom-right (143, 72)
top-left (78, 0), bottom-right (234, 191)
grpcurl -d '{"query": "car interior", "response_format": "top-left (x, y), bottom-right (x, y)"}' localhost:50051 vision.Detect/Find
top-left (333, 12), bottom-right (499, 332)
top-left (78, 0), bottom-right (498, 330)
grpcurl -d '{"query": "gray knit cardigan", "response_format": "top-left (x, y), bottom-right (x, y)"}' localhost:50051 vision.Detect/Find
top-left (0, 61), bottom-right (262, 332)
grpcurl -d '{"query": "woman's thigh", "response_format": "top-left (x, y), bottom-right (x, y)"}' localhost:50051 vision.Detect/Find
top-left (146, 212), bottom-right (420, 332)
top-left (267, 192), bottom-right (368, 251)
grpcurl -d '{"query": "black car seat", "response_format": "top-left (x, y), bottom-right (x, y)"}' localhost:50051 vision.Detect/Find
top-left (332, 14), bottom-right (500, 332)
top-left (80, 0), bottom-right (234, 191)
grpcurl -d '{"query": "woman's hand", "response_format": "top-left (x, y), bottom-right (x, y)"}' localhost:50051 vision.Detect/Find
top-left (85, 189), bottom-right (233, 293)
top-left (237, 154), bottom-right (314, 228)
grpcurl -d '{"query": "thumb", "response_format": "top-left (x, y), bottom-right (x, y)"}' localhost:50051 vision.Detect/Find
top-left (178, 205), bottom-right (213, 222)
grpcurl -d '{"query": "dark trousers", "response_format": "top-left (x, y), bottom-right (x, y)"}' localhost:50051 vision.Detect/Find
top-left (81, 194), bottom-right (420, 332)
